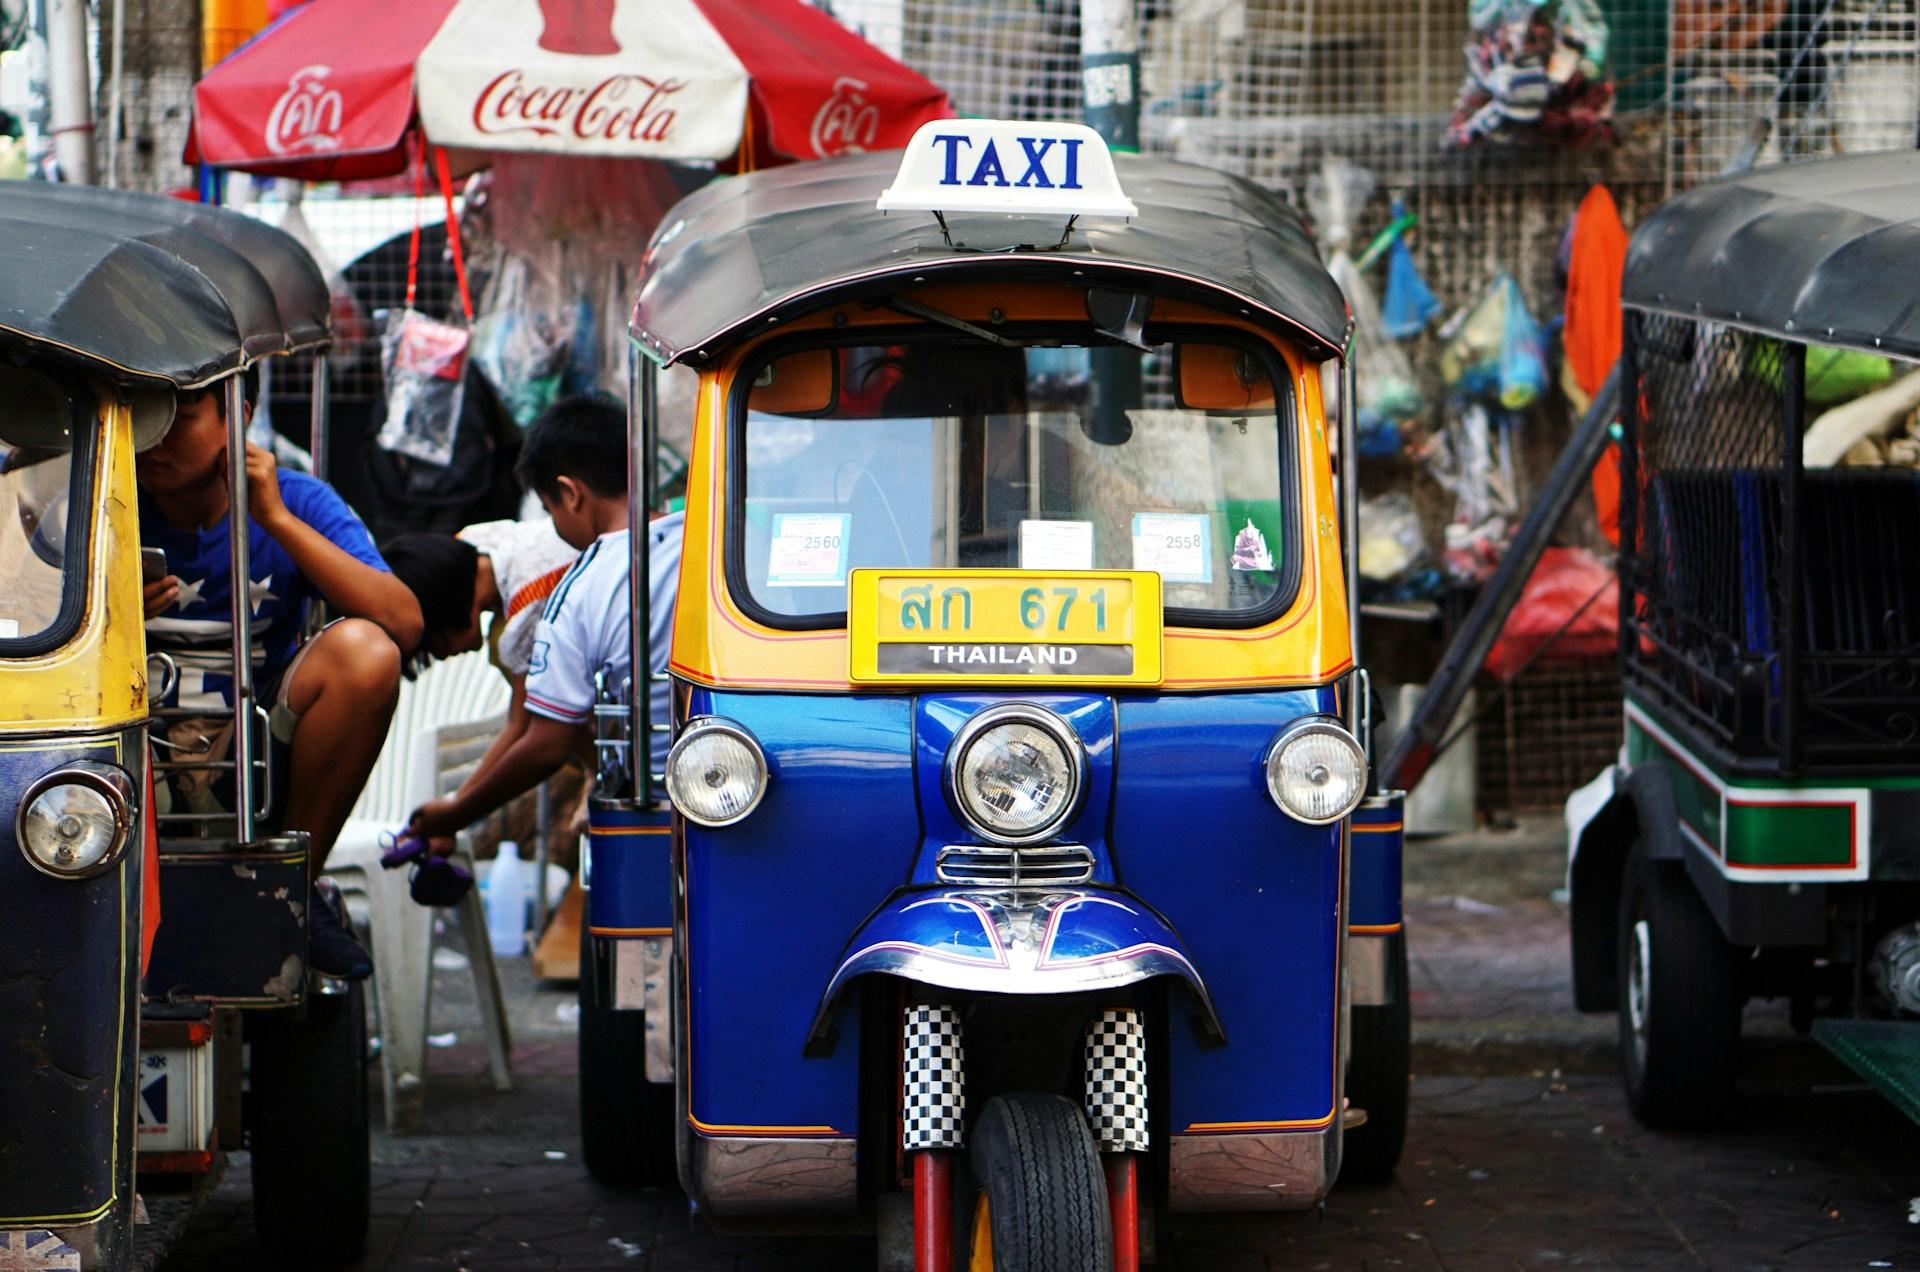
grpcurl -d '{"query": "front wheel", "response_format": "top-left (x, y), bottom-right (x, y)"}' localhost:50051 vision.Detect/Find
top-left (249, 982), bottom-right (371, 1266)
top-left (967, 1092), bottom-right (1112, 1272)
top-left (1617, 846), bottom-right (1742, 1128)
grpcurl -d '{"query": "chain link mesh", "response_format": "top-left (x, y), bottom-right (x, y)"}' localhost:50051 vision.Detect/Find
top-left (1625, 314), bottom-right (1920, 764)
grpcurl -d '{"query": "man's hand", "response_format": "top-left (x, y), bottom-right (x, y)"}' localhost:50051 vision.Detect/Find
top-left (143, 575), bottom-right (180, 618)
top-left (409, 796), bottom-right (465, 840)
top-left (239, 442), bottom-right (291, 532)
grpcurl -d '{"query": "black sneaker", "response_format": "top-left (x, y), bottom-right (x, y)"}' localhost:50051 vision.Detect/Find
top-left (309, 880), bottom-right (373, 980)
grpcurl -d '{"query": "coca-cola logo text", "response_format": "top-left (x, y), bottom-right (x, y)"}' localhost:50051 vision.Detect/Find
top-left (810, 76), bottom-right (880, 157)
top-left (264, 65), bottom-right (344, 156)
top-left (472, 71), bottom-right (683, 144)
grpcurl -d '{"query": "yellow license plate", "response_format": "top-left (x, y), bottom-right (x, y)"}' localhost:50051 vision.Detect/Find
top-left (848, 569), bottom-right (1163, 686)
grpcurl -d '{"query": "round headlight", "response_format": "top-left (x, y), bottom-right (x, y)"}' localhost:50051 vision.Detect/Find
top-left (17, 763), bottom-right (133, 879)
top-left (1265, 720), bottom-right (1368, 825)
top-left (665, 718), bottom-right (768, 828)
top-left (948, 705), bottom-right (1085, 845)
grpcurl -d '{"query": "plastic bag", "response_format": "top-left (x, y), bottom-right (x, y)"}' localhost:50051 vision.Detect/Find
top-left (1358, 493), bottom-right (1426, 583)
top-left (1483, 546), bottom-right (1618, 679)
top-left (1497, 277), bottom-right (1548, 408)
top-left (1381, 211), bottom-right (1442, 340)
top-left (1749, 339), bottom-right (1894, 406)
top-left (1331, 253), bottom-right (1424, 444)
top-left (378, 309), bottom-right (470, 467)
top-left (1421, 402), bottom-right (1521, 581)
top-left (1439, 273), bottom-right (1546, 409)
top-left (473, 253), bottom-right (575, 428)
top-left (1304, 156), bottom-right (1376, 256)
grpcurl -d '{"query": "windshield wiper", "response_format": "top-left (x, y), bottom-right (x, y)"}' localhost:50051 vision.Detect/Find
top-left (878, 295), bottom-right (1025, 348)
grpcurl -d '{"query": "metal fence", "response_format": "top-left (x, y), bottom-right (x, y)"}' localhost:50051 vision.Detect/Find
top-left (822, 0), bottom-right (1918, 312)
top-left (1623, 313), bottom-right (1920, 768)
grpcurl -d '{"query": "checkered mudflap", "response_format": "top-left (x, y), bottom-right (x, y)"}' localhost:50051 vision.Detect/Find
top-left (902, 1003), bottom-right (966, 1151)
top-left (1084, 1007), bottom-right (1149, 1153)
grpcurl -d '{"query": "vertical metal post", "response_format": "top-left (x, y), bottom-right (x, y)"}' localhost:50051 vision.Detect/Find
top-left (309, 353), bottom-right (330, 482)
top-left (628, 345), bottom-right (657, 805)
top-left (1340, 357), bottom-right (1361, 734)
top-left (533, 781), bottom-right (551, 938)
top-left (226, 375), bottom-right (256, 842)
top-left (1616, 320), bottom-right (1640, 670)
top-left (45, 0), bottom-right (95, 184)
top-left (1779, 342), bottom-right (1806, 775)
top-left (1080, 0), bottom-right (1140, 152)
top-left (1082, 0), bottom-right (1141, 443)
top-left (105, 0), bottom-right (125, 188)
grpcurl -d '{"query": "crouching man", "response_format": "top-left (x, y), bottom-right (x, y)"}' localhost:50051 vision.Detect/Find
top-left (138, 375), bottom-right (423, 979)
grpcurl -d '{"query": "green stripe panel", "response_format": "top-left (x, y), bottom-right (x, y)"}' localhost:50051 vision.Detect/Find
top-left (1723, 801), bottom-right (1855, 867)
top-left (1813, 1019), bottom-right (1920, 1127)
top-left (1625, 721), bottom-right (1719, 847)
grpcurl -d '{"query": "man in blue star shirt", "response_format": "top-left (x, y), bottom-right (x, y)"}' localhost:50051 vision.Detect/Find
top-left (139, 374), bottom-right (422, 979)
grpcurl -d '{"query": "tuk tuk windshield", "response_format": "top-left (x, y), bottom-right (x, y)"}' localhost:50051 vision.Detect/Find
top-left (735, 334), bottom-right (1295, 626)
top-left (0, 368), bottom-right (90, 653)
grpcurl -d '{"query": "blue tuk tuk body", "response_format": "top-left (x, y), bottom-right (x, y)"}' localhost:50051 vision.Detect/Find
top-left (581, 122), bottom-right (1407, 1262)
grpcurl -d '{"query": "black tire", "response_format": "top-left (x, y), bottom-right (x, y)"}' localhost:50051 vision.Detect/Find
top-left (578, 927), bottom-right (675, 1187)
top-left (1617, 846), bottom-right (1742, 1128)
top-left (968, 1092), bottom-right (1112, 1272)
top-left (249, 983), bottom-right (371, 1267)
top-left (1343, 932), bottom-right (1410, 1184)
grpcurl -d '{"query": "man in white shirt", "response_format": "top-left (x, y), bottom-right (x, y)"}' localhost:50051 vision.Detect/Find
top-left (408, 396), bottom-right (680, 840)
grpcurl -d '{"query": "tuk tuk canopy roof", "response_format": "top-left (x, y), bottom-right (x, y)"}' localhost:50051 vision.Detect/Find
top-left (629, 151), bottom-right (1351, 365)
top-left (1622, 150), bottom-right (1920, 362)
top-left (0, 183), bottom-right (330, 388)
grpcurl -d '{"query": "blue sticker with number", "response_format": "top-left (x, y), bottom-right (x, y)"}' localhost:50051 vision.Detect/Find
top-left (767, 512), bottom-right (853, 587)
top-left (1131, 513), bottom-right (1213, 584)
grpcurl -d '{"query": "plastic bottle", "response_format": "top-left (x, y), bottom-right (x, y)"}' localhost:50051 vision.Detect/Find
top-left (485, 842), bottom-right (527, 957)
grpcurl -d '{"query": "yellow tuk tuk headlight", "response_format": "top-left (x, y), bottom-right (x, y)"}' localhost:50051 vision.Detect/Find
top-left (666, 718), bottom-right (769, 828)
top-left (16, 762), bottom-right (134, 880)
top-left (1264, 719), bottom-right (1367, 826)
top-left (947, 705), bottom-right (1085, 845)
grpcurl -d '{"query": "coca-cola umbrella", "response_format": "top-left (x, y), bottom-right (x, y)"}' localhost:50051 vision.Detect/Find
top-left (190, 0), bottom-right (952, 180)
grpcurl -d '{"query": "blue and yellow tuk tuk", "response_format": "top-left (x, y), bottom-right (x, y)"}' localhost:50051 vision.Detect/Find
top-left (0, 183), bottom-right (367, 1268)
top-left (579, 120), bottom-right (1408, 1268)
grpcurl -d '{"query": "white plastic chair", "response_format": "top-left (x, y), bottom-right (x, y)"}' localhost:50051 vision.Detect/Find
top-left (327, 648), bottom-right (514, 1133)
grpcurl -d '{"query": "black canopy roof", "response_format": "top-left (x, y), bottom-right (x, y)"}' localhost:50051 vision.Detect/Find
top-left (0, 182), bottom-right (330, 388)
top-left (629, 151), bottom-right (1350, 364)
top-left (1623, 150), bottom-right (1920, 361)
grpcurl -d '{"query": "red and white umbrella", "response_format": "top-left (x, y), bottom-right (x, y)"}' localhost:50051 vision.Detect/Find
top-left (191, 0), bottom-right (952, 180)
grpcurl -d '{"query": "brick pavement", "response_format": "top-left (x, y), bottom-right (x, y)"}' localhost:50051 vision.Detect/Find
top-left (154, 822), bottom-right (1920, 1270)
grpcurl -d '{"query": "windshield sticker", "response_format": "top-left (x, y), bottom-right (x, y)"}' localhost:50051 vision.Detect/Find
top-left (1230, 518), bottom-right (1274, 572)
top-left (1131, 513), bottom-right (1212, 584)
top-left (767, 512), bottom-right (851, 587)
top-left (1019, 520), bottom-right (1095, 571)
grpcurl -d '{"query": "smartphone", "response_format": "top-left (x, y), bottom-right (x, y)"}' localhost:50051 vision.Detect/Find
top-left (141, 547), bottom-right (169, 585)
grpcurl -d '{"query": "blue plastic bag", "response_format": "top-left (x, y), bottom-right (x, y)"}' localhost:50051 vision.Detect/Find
top-left (1496, 275), bottom-right (1548, 409)
top-left (1381, 206), bottom-right (1442, 340)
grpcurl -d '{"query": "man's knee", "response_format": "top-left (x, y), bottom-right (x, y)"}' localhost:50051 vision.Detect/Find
top-left (293, 619), bottom-right (402, 709)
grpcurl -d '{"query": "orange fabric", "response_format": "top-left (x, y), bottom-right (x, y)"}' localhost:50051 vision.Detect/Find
top-left (141, 766), bottom-right (161, 975)
top-left (506, 562), bottom-right (571, 623)
top-left (1564, 184), bottom-right (1629, 544)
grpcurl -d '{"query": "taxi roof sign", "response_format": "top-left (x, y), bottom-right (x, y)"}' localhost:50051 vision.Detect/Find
top-left (876, 119), bottom-right (1138, 220)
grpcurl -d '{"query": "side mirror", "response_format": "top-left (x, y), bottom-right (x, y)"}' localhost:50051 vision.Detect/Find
top-left (749, 348), bottom-right (839, 416)
top-left (1175, 343), bottom-right (1275, 412)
